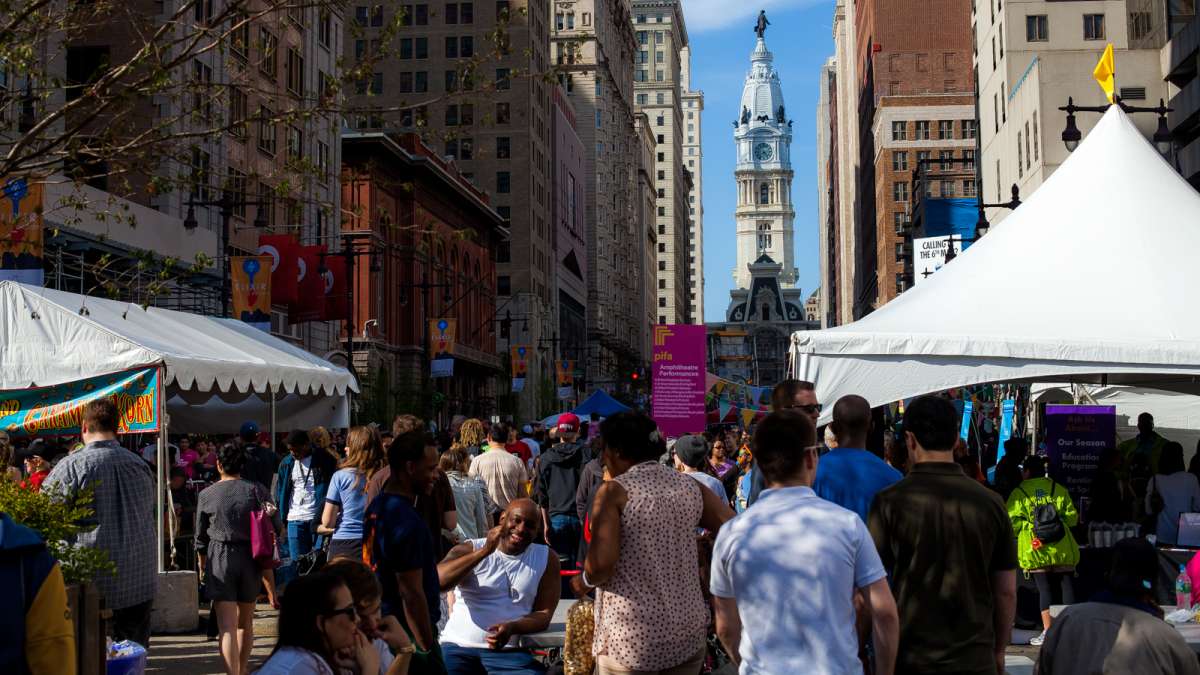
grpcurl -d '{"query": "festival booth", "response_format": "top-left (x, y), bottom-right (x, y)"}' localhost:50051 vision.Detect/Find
top-left (790, 107), bottom-right (1200, 416)
top-left (0, 280), bottom-right (357, 629)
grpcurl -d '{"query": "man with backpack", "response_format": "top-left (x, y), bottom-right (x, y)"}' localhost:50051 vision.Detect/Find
top-left (1006, 454), bottom-right (1080, 646)
top-left (533, 413), bottom-right (587, 570)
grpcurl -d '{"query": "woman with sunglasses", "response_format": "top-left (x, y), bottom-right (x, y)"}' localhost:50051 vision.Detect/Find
top-left (324, 557), bottom-right (414, 675)
top-left (256, 572), bottom-right (380, 675)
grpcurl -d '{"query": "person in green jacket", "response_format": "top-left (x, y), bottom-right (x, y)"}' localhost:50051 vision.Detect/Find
top-left (1007, 455), bottom-right (1080, 647)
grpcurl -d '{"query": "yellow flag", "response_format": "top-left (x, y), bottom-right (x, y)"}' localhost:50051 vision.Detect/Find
top-left (1093, 43), bottom-right (1115, 103)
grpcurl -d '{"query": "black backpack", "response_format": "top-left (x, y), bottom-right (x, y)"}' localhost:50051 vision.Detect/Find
top-left (1019, 479), bottom-right (1067, 543)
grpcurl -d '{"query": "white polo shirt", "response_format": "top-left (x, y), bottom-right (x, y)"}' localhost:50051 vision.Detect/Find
top-left (710, 485), bottom-right (886, 675)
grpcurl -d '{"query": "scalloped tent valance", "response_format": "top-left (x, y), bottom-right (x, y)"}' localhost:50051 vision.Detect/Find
top-left (0, 281), bottom-right (358, 397)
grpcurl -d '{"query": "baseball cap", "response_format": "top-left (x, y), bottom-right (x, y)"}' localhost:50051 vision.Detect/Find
top-left (557, 413), bottom-right (580, 434)
top-left (673, 434), bottom-right (709, 470)
top-left (240, 421), bottom-right (259, 438)
top-left (522, 424), bottom-right (534, 435)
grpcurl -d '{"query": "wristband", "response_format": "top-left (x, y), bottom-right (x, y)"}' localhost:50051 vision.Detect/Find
top-left (581, 570), bottom-right (597, 590)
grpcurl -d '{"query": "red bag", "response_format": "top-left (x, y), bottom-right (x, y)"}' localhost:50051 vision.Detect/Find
top-left (250, 502), bottom-right (279, 569)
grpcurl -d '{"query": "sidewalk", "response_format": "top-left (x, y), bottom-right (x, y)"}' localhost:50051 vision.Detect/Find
top-left (147, 604), bottom-right (278, 675)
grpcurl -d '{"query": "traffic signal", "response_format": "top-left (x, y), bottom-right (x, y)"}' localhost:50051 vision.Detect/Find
top-left (630, 371), bottom-right (640, 382)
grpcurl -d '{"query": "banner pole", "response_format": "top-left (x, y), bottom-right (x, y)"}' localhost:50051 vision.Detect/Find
top-left (156, 365), bottom-right (167, 574)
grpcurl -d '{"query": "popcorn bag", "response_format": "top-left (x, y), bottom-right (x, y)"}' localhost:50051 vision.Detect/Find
top-left (563, 598), bottom-right (595, 675)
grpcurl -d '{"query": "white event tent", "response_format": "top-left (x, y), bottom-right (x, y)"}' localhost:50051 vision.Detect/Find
top-left (791, 106), bottom-right (1200, 415)
top-left (0, 280), bottom-right (358, 429)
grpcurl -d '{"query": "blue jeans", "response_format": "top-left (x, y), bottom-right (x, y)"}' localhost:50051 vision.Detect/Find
top-left (548, 515), bottom-right (581, 568)
top-left (287, 520), bottom-right (314, 561)
top-left (441, 643), bottom-right (545, 675)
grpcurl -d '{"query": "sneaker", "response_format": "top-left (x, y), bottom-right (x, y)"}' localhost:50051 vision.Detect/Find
top-left (1029, 631), bottom-right (1047, 646)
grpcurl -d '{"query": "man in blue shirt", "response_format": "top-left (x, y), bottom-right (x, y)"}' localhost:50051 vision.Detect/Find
top-left (366, 428), bottom-right (445, 673)
top-left (711, 409), bottom-right (898, 674)
top-left (814, 395), bottom-right (903, 522)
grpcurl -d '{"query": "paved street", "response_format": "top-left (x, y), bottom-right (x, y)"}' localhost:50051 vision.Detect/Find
top-left (147, 605), bottom-right (277, 675)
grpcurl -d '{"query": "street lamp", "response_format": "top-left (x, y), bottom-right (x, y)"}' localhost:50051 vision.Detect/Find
top-left (1060, 96), bottom-right (1173, 157)
top-left (182, 190), bottom-right (271, 316)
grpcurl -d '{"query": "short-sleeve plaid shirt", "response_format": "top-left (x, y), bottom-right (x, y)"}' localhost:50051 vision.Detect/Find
top-left (43, 439), bottom-right (157, 609)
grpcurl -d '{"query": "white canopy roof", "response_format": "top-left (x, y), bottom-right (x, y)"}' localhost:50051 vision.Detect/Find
top-left (0, 281), bottom-right (358, 396)
top-left (791, 106), bottom-right (1200, 415)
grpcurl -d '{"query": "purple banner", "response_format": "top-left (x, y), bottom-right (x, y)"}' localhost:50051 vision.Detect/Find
top-left (651, 324), bottom-right (707, 438)
top-left (1045, 405), bottom-right (1116, 513)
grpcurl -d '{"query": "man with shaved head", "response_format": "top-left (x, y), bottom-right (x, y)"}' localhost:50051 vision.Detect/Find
top-left (436, 498), bottom-right (561, 674)
top-left (813, 395), bottom-right (903, 522)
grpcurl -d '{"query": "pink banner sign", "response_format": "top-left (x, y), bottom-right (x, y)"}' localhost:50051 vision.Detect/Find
top-left (651, 324), bottom-right (708, 438)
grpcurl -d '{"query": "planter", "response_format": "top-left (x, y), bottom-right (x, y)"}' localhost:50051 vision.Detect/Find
top-left (150, 570), bottom-right (199, 633)
top-left (66, 582), bottom-right (109, 675)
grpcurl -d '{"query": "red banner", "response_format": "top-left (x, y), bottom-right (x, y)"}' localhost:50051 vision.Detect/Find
top-left (288, 244), bottom-right (325, 323)
top-left (322, 254), bottom-right (348, 321)
top-left (256, 234), bottom-right (299, 305)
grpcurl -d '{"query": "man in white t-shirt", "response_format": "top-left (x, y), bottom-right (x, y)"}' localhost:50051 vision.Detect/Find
top-left (273, 428), bottom-right (336, 561)
top-left (437, 498), bottom-right (560, 672)
top-left (710, 410), bottom-right (899, 675)
top-left (672, 434), bottom-right (727, 500)
top-left (519, 425), bottom-right (541, 470)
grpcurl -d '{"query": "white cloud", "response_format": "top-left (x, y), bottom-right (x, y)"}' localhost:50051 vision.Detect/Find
top-left (683, 0), bottom-right (825, 33)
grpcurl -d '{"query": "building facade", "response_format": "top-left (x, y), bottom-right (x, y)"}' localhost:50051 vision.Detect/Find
top-left (829, 0), bottom-right (861, 326)
top-left (632, 0), bottom-right (691, 325)
top-left (634, 113), bottom-right (659, 361)
top-left (975, 0), bottom-right (1173, 226)
top-left (552, 0), bottom-right (646, 392)
top-left (341, 133), bottom-right (506, 425)
top-left (1163, 6), bottom-right (1200, 187)
top-left (816, 56), bottom-right (837, 328)
top-left (681, 46), bottom-right (705, 323)
top-left (345, 0), bottom-right (556, 415)
top-left (551, 86), bottom-right (589, 384)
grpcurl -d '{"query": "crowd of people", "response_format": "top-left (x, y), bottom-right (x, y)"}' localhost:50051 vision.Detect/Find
top-left (7, 390), bottom-right (1200, 675)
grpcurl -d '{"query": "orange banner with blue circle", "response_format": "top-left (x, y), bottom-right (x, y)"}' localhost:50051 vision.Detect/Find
top-left (232, 255), bottom-right (272, 331)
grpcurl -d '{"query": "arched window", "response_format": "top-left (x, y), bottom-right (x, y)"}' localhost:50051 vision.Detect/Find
top-left (759, 182), bottom-right (769, 205)
top-left (762, 303), bottom-right (771, 321)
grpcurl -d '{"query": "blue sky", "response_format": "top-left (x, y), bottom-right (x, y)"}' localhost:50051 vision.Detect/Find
top-left (685, 0), bottom-right (831, 319)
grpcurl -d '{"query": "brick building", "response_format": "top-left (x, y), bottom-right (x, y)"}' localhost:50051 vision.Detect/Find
top-left (341, 132), bottom-right (507, 425)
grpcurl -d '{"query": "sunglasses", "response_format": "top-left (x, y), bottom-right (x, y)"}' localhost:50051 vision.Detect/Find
top-left (785, 403), bottom-right (823, 414)
top-left (324, 604), bottom-right (358, 621)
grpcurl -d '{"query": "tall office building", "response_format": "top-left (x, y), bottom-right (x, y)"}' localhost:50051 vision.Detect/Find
top-left (347, 0), bottom-right (556, 415)
top-left (631, 0), bottom-right (692, 325)
top-left (681, 45), bottom-right (705, 323)
top-left (975, 0), bottom-right (1173, 226)
top-left (552, 0), bottom-right (646, 389)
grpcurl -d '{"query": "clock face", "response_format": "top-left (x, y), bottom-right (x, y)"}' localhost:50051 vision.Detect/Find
top-left (754, 143), bottom-right (773, 161)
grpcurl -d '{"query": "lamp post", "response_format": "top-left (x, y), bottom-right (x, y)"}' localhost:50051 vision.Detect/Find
top-left (182, 190), bottom-right (270, 317)
top-left (1060, 96), bottom-right (1173, 156)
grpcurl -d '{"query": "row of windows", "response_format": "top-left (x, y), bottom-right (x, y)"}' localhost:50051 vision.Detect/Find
top-left (555, 11), bottom-right (593, 30)
top-left (635, 70), bottom-right (667, 83)
top-left (353, 68), bottom-right (510, 95)
top-left (890, 119), bottom-right (977, 142)
top-left (1023, 13), bottom-right (1107, 43)
top-left (1015, 111), bottom-right (1041, 179)
top-left (891, 150), bottom-right (976, 172)
top-left (892, 178), bottom-right (978, 203)
top-left (356, 2), bottom-right (513, 27)
top-left (635, 92), bottom-right (668, 105)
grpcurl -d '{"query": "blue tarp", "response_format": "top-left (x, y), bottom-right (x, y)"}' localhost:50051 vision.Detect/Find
top-left (573, 390), bottom-right (631, 417)
top-left (922, 198), bottom-right (978, 250)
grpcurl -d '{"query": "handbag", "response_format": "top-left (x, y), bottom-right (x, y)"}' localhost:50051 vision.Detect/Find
top-left (250, 494), bottom-right (280, 569)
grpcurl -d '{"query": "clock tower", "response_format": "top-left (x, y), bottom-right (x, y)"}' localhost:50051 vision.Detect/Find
top-left (732, 34), bottom-right (796, 290)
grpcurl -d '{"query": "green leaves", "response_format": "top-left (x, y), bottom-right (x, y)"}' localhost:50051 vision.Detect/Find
top-left (0, 480), bottom-right (116, 585)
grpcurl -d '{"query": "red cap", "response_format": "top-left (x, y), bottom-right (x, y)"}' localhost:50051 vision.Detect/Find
top-left (557, 412), bottom-right (580, 434)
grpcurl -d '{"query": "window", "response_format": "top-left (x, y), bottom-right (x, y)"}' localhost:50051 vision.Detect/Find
top-left (1084, 14), bottom-right (1105, 40)
top-left (459, 138), bottom-right (473, 160)
top-left (656, 134), bottom-right (664, 143)
top-left (939, 150), bottom-right (954, 169)
top-left (915, 121), bottom-right (930, 140)
top-left (317, 141), bottom-right (330, 181)
top-left (657, 206), bottom-right (665, 216)
top-left (286, 48), bottom-right (304, 95)
top-left (892, 121), bottom-right (907, 140)
top-left (398, 38), bottom-right (412, 59)
top-left (655, 32), bottom-right (663, 44)
top-left (963, 119), bottom-right (977, 139)
top-left (657, 188), bottom-right (665, 198)
top-left (938, 120), bottom-right (954, 140)
top-left (757, 222), bottom-right (772, 250)
top-left (497, 171), bottom-right (510, 193)
top-left (917, 150), bottom-right (930, 166)
top-left (1032, 111), bottom-right (1039, 161)
top-left (496, 1), bottom-right (509, 19)
top-left (889, 81), bottom-right (901, 95)
top-left (446, 37), bottom-right (458, 58)
top-left (658, 279), bottom-right (666, 290)
top-left (496, 102), bottom-right (509, 124)
top-left (415, 38), bottom-right (428, 58)
top-left (192, 60), bottom-right (212, 121)
top-left (1001, 83), bottom-right (1006, 122)
top-left (657, 152), bottom-right (664, 162)
top-left (1026, 15), bottom-right (1047, 41)
top-left (496, 136), bottom-right (510, 159)
top-left (445, 104), bottom-right (459, 126)
top-left (893, 181), bottom-right (909, 202)
top-left (583, 12), bottom-right (591, 25)
top-left (399, 71), bottom-right (414, 92)
top-left (944, 80), bottom-right (957, 93)
top-left (229, 86), bottom-right (247, 137)
top-left (637, 94), bottom-right (647, 105)
top-left (656, 70), bottom-right (664, 81)
top-left (257, 106), bottom-right (276, 155)
top-left (595, 110), bottom-right (602, 128)
top-left (447, 3), bottom-right (459, 23)
top-left (462, 2), bottom-right (473, 23)
top-left (258, 28), bottom-right (278, 80)
top-left (1017, 130), bottom-right (1024, 177)
top-left (963, 180), bottom-right (977, 197)
top-left (658, 297), bottom-right (667, 308)
top-left (658, 261), bottom-right (666, 271)
top-left (656, 51), bottom-right (664, 63)
top-left (286, 125), bottom-right (303, 160)
top-left (415, 4), bottom-right (428, 24)
top-left (939, 180), bottom-right (954, 197)
top-left (370, 72), bottom-right (382, 94)
top-left (194, 0), bottom-right (214, 23)
top-left (916, 53), bottom-right (928, 72)
top-left (994, 94), bottom-right (1000, 132)
top-left (999, 24), bottom-right (1004, 57)
top-left (495, 68), bottom-right (510, 89)
top-left (892, 151), bottom-right (908, 171)
top-left (497, 276), bottom-right (511, 295)
top-left (230, 13), bottom-right (249, 60)
top-left (190, 147), bottom-right (211, 200)
top-left (461, 36), bottom-right (474, 57)
top-left (893, 211), bottom-right (908, 233)
top-left (1025, 121), bottom-right (1031, 169)
top-left (227, 168), bottom-right (247, 217)
top-left (1130, 11), bottom-right (1152, 40)
top-left (963, 149), bottom-right (976, 169)
top-left (657, 243), bottom-right (665, 253)
top-left (415, 71), bottom-right (428, 92)
top-left (759, 183), bottom-right (769, 204)
top-left (319, 11), bottom-right (332, 48)
top-left (657, 92), bottom-right (664, 104)
top-left (895, 243), bottom-right (905, 263)
top-left (445, 70), bottom-right (458, 91)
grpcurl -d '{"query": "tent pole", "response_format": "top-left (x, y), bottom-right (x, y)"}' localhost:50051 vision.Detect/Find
top-left (270, 386), bottom-right (276, 456)
top-left (156, 366), bottom-right (167, 574)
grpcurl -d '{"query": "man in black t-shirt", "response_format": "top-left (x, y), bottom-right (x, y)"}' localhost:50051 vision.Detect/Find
top-left (238, 421), bottom-right (277, 492)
